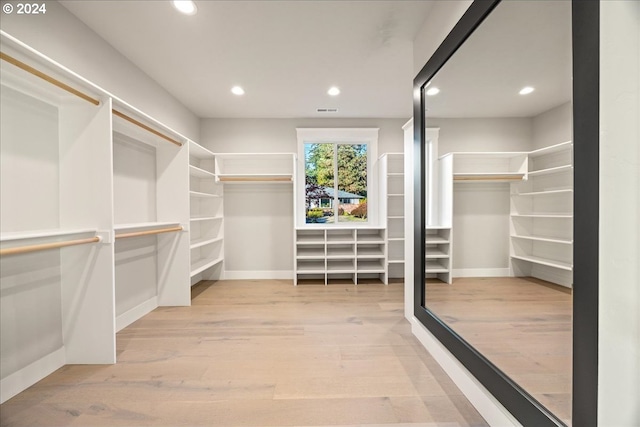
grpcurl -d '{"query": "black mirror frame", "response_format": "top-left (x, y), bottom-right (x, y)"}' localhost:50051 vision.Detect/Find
top-left (412, 1), bottom-right (599, 426)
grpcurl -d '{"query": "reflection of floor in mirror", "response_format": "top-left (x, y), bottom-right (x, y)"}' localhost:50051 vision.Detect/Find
top-left (426, 277), bottom-right (572, 425)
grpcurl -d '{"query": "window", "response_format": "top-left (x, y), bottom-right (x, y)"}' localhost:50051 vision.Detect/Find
top-left (296, 128), bottom-right (378, 227)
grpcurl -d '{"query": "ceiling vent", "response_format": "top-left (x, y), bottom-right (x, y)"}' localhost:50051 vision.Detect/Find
top-left (316, 108), bottom-right (338, 113)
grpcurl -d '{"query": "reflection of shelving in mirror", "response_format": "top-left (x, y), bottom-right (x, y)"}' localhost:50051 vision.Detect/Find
top-left (426, 227), bottom-right (451, 284)
top-left (510, 141), bottom-right (573, 287)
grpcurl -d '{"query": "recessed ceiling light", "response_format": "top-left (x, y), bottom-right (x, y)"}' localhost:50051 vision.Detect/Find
top-left (231, 86), bottom-right (245, 96)
top-left (172, 1), bottom-right (197, 15)
top-left (519, 86), bottom-right (535, 95)
top-left (328, 87), bottom-right (340, 96)
top-left (426, 87), bottom-right (440, 96)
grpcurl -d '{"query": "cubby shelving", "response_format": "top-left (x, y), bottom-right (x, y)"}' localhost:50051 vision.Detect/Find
top-left (294, 227), bottom-right (387, 285)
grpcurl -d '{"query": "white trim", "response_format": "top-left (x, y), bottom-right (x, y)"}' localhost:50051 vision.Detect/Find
top-left (116, 297), bottom-right (158, 332)
top-left (452, 268), bottom-right (511, 278)
top-left (0, 347), bottom-right (65, 404)
top-left (223, 270), bottom-right (294, 280)
top-left (411, 319), bottom-right (522, 427)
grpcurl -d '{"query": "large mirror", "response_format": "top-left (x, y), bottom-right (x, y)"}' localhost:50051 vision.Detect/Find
top-left (413, 1), bottom-right (599, 426)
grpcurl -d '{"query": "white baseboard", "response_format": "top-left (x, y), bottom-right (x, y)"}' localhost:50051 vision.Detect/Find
top-left (0, 347), bottom-right (65, 404)
top-left (452, 268), bottom-right (511, 278)
top-left (410, 318), bottom-right (521, 427)
top-left (116, 296), bottom-right (158, 332)
top-left (223, 270), bottom-right (294, 280)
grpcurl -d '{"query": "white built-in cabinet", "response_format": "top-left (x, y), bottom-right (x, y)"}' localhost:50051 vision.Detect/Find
top-left (379, 153), bottom-right (405, 278)
top-left (294, 228), bottom-right (387, 285)
top-left (0, 31), bottom-right (218, 403)
top-left (188, 142), bottom-right (224, 282)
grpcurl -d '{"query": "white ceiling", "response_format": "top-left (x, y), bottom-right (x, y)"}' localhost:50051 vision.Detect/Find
top-left (60, 0), bottom-right (571, 120)
top-left (60, 0), bottom-right (434, 119)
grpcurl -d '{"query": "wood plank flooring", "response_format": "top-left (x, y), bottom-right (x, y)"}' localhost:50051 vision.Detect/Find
top-left (426, 277), bottom-right (572, 424)
top-left (0, 280), bottom-right (487, 427)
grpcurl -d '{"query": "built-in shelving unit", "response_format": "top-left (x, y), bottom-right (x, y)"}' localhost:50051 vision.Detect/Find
top-left (189, 141), bottom-right (224, 283)
top-left (214, 153), bottom-right (296, 183)
top-left (379, 153), bottom-right (405, 278)
top-left (510, 141), bottom-right (574, 287)
top-left (294, 228), bottom-right (387, 285)
top-left (426, 227), bottom-right (452, 283)
top-left (0, 31), bottom-right (199, 403)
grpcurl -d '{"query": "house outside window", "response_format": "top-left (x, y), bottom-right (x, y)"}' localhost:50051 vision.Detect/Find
top-left (296, 128), bottom-right (379, 226)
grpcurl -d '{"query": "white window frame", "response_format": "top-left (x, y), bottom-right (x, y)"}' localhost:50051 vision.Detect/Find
top-left (296, 128), bottom-right (379, 228)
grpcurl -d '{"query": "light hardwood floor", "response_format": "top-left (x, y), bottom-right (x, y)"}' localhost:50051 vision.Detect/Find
top-left (0, 280), bottom-right (487, 427)
top-left (426, 277), bottom-right (572, 424)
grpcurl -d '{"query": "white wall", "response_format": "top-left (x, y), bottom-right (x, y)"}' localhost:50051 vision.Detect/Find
top-left (598, 1), bottom-right (640, 425)
top-left (201, 118), bottom-right (405, 275)
top-left (532, 102), bottom-right (573, 150)
top-left (429, 117), bottom-right (533, 273)
top-left (0, 1), bottom-right (200, 141)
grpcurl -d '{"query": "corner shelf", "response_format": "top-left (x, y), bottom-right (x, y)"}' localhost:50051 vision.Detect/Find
top-left (511, 254), bottom-right (572, 271)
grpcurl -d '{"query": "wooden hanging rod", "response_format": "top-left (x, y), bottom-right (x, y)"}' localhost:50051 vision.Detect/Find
top-left (0, 236), bottom-right (101, 256)
top-left (0, 51), bottom-right (100, 106)
top-left (115, 226), bottom-right (183, 240)
top-left (112, 109), bottom-right (183, 147)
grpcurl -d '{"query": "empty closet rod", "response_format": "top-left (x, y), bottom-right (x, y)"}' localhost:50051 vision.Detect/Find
top-left (0, 51), bottom-right (101, 106)
top-left (112, 109), bottom-right (183, 147)
top-left (115, 226), bottom-right (183, 240)
top-left (0, 236), bottom-right (101, 257)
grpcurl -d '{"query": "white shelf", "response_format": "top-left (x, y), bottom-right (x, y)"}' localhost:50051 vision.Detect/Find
top-left (190, 190), bottom-right (221, 198)
top-left (388, 216), bottom-right (404, 220)
top-left (426, 236), bottom-right (449, 244)
top-left (190, 215), bottom-right (223, 222)
top-left (511, 254), bottom-right (572, 271)
top-left (528, 141), bottom-right (573, 158)
top-left (189, 141), bottom-right (215, 159)
top-left (357, 247), bottom-right (385, 258)
top-left (296, 248), bottom-right (325, 258)
top-left (426, 248), bottom-right (449, 258)
top-left (357, 261), bottom-right (385, 273)
top-left (189, 165), bottom-right (216, 179)
top-left (114, 222), bottom-right (180, 232)
top-left (388, 237), bottom-right (405, 241)
top-left (388, 194), bottom-right (404, 197)
top-left (327, 262), bottom-right (355, 272)
top-left (190, 236), bottom-right (223, 250)
top-left (426, 261), bottom-right (449, 273)
top-left (387, 173), bottom-right (404, 177)
top-left (0, 228), bottom-right (97, 242)
top-left (388, 259), bottom-right (405, 264)
top-left (528, 164), bottom-right (573, 177)
top-left (217, 173), bottom-right (293, 183)
top-left (326, 248), bottom-right (355, 258)
top-left (514, 189), bottom-right (573, 197)
top-left (511, 235), bottom-right (572, 245)
top-left (190, 256), bottom-right (224, 277)
top-left (296, 262), bottom-right (326, 273)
